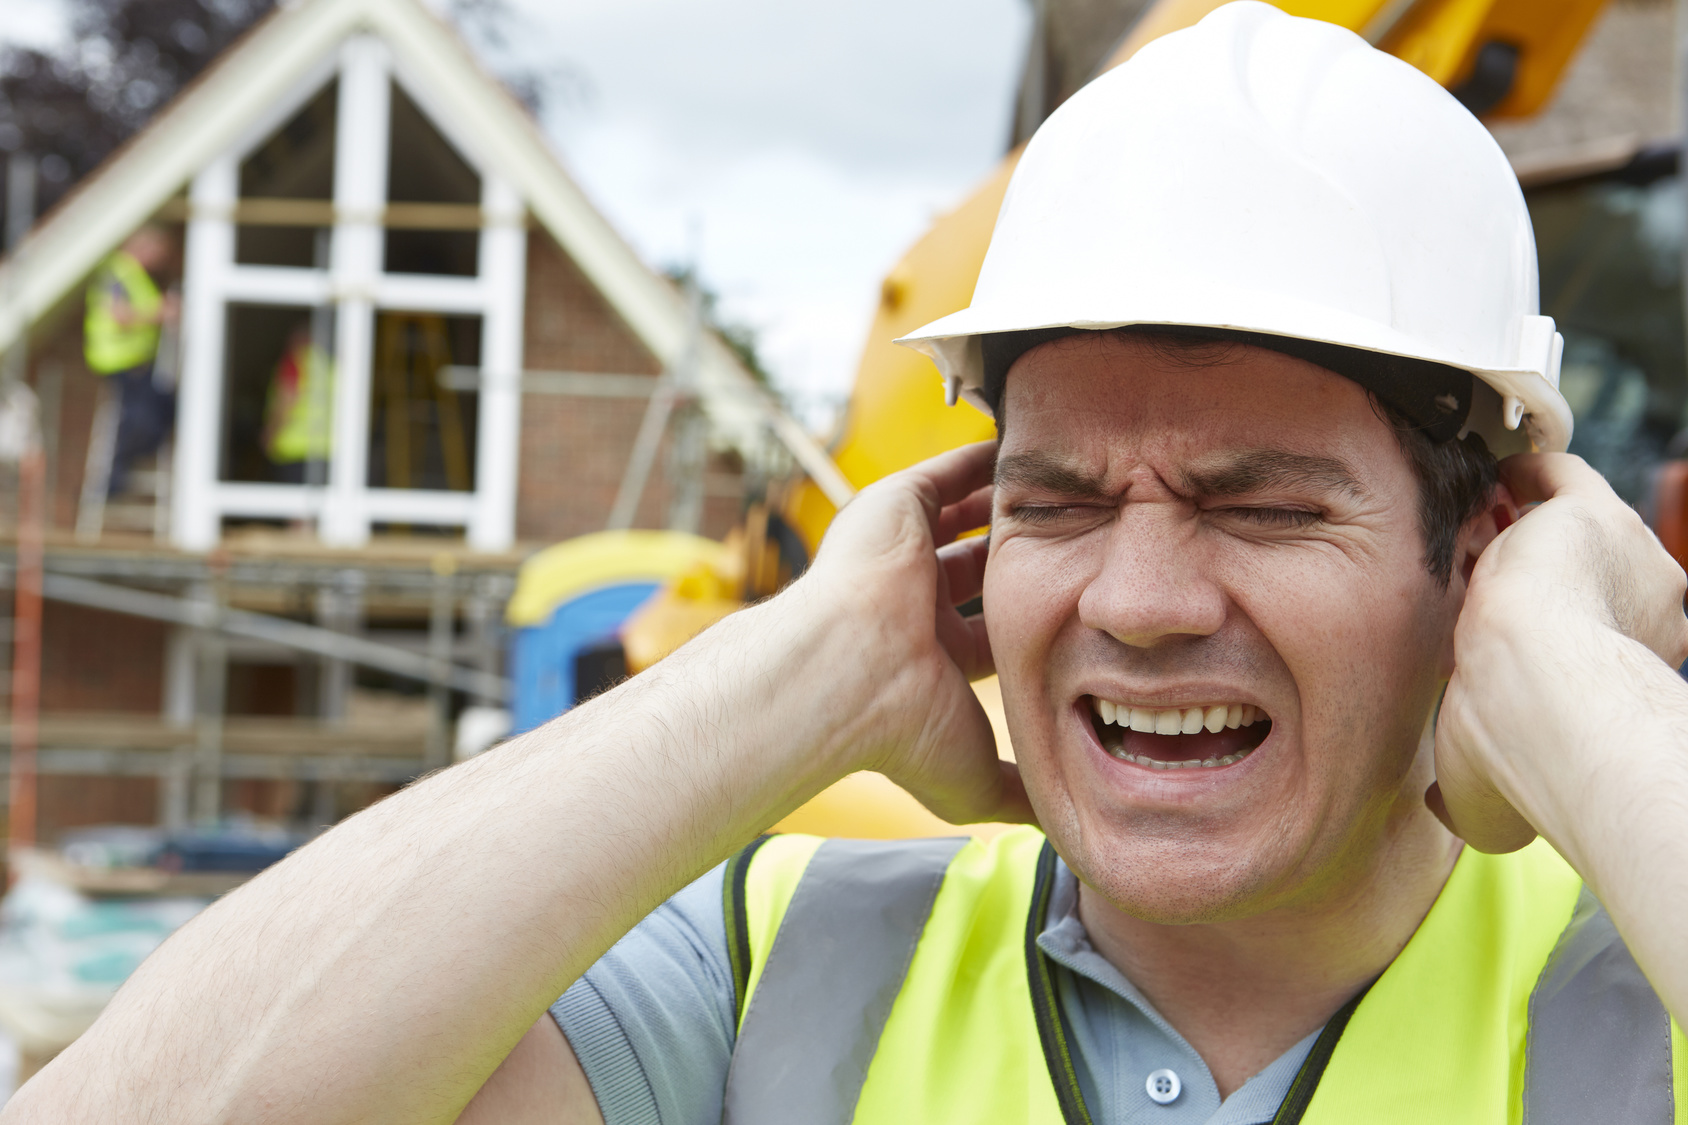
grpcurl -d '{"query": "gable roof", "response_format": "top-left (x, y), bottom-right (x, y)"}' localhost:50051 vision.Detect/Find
top-left (0, 0), bottom-right (852, 505)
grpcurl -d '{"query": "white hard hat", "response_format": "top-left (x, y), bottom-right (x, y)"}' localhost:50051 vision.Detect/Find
top-left (898, 0), bottom-right (1570, 455)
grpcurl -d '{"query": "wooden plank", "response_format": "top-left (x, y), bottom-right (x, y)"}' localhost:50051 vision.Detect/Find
top-left (0, 715), bottom-right (427, 757)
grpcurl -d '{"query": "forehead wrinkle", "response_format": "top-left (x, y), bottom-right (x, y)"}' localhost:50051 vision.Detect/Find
top-left (1177, 448), bottom-right (1370, 502)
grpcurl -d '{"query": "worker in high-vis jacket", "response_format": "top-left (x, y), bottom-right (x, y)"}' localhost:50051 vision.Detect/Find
top-left (11, 6), bottom-right (1688, 1124)
top-left (83, 225), bottom-right (178, 496)
top-left (263, 324), bottom-right (334, 483)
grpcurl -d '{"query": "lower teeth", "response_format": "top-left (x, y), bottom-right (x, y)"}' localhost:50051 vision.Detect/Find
top-left (1108, 747), bottom-right (1252, 769)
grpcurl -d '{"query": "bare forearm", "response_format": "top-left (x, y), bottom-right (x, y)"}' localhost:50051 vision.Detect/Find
top-left (5, 588), bottom-right (865, 1124)
top-left (1492, 622), bottom-right (1688, 1023)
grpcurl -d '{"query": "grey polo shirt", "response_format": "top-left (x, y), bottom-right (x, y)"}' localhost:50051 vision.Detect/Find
top-left (552, 853), bottom-right (1319, 1125)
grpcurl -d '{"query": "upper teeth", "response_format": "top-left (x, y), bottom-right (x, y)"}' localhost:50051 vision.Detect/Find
top-left (1093, 699), bottom-right (1264, 734)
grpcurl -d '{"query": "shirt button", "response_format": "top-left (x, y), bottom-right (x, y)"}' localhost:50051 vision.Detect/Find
top-left (1146, 1068), bottom-right (1182, 1105)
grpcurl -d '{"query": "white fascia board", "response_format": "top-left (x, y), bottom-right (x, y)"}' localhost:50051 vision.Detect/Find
top-left (0, 0), bottom-right (381, 354)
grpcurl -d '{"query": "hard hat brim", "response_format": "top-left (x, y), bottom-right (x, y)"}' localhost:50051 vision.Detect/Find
top-left (897, 302), bottom-right (1571, 456)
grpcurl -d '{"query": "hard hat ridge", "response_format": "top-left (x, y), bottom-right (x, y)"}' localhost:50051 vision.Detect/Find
top-left (897, 0), bottom-right (1573, 455)
top-left (980, 326), bottom-right (1476, 444)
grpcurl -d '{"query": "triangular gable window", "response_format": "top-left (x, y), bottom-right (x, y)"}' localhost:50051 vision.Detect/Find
top-left (173, 35), bottom-right (527, 551)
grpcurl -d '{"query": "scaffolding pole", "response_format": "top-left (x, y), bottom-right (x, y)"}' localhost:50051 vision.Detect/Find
top-left (425, 554), bottom-right (455, 771)
top-left (7, 442), bottom-right (43, 870)
top-left (34, 571), bottom-right (509, 701)
top-left (191, 579), bottom-right (227, 826)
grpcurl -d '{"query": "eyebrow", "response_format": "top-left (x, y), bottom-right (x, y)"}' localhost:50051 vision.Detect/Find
top-left (994, 451), bottom-right (1113, 500)
top-left (993, 448), bottom-right (1367, 502)
top-left (1177, 449), bottom-right (1368, 502)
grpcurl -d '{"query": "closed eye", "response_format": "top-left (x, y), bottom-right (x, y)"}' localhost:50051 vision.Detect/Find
top-left (1009, 504), bottom-right (1103, 525)
top-left (1219, 507), bottom-right (1322, 528)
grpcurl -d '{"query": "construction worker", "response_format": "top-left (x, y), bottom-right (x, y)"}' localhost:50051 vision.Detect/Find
top-left (263, 323), bottom-right (334, 483)
top-left (83, 225), bottom-right (178, 496)
top-left (10, 5), bottom-right (1688, 1122)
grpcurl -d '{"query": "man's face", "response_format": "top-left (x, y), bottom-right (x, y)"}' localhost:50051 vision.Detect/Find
top-left (985, 334), bottom-right (1463, 923)
top-left (126, 230), bottom-right (173, 274)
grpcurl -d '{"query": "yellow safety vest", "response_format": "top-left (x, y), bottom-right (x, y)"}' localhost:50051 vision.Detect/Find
top-left (84, 251), bottom-right (163, 375)
top-left (724, 827), bottom-right (1687, 1124)
top-left (265, 343), bottom-right (335, 464)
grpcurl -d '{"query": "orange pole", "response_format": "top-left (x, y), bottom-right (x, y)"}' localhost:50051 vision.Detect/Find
top-left (9, 443), bottom-right (44, 876)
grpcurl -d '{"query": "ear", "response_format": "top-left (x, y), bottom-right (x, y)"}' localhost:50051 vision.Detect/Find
top-left (1439, 483), bottom-right (1519, 678)
top-left (1457, 481), bottom-right (1520, 591)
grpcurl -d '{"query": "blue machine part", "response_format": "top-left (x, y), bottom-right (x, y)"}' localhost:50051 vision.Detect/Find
top-left (510, 582), bottom-right (659, 733)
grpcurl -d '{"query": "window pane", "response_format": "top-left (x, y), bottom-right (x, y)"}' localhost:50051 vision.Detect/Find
top-left (387, 84), bottom-right (478, 204)
top-left (221, 303), bottom-right (336, 485)
top-left (240, 81), bottom-right (337, 199)
top-left (237, 80), bottom-right (337, 267)
top-left (384, 228), bottom-right (478, 276)
top-left (368, 312), bottom-right (481, 492)
top-left (384, 83), bottom-right (480, 277)
top-left (235, 225), bottom-right (330, 269)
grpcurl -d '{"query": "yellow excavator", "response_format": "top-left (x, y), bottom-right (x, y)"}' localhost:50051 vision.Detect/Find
top-left (605, 0), bottom-right (1612, 837)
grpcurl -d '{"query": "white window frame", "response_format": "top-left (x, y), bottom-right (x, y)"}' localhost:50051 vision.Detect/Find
top-left (172, 34), bottom-right (526, 552)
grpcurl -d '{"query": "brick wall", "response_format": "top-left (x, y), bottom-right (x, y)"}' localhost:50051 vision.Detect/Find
top-left (27, 597), bottom-right (167, 846)
top-left (41, 602), bottom-right (167, 713)
top-left (516, 229), bottom-right (746, 544)
top-left (31, 776), bottom-right (159, 845)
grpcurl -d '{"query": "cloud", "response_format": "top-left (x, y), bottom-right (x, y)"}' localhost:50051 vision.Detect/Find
top-left (3, 0), bottom-right (1033, 429)
top-left (0, 0), bottom-right (69, 54)
top-left (520, 0), bottom-right (1027, 175)
top-left (502, 0), bottom-right (1031, 425)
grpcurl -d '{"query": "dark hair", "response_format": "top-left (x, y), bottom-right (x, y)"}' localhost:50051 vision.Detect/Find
top-left (985, 330), bottom-right (1498, 586)
top-left (1368, 400), bottom-right (1498, 586)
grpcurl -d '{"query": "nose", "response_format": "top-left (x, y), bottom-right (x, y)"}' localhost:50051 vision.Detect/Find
top-left (1078, 503), bottom-right (1227, 648)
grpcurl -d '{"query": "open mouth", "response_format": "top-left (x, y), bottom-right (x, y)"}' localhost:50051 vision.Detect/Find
top-left (1086, 697), bottom-right (1272, 771)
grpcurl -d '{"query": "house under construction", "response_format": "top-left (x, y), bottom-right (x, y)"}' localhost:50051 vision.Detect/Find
top-left (0, 0), bottom-right (844, 846)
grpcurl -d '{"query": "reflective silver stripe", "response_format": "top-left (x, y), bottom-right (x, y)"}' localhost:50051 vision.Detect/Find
top-left (1524, 886), bottom-right (1674, 1124)
top-left (723, 835), bottom-right (968, 1125)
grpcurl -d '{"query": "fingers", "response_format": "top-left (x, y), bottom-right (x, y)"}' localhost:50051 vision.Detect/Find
top-left (936, 485), bottom-right (993, 546)
top-left (935, 607), bottom-right (994, 682)
top-left (903, 440), bottom-right (998, 528)
top-left (814, 441), bottom-right (995, 572)
top-left (935, 541), bottom-right (993, 681)
top-left (938, 534), bottom-right (990, 608)
top-left (1496, 452), bottom-right (1612, 507)
top-left (1479, 451), bottom-right (1686, 661)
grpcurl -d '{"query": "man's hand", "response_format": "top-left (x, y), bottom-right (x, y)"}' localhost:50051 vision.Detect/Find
top-left (1428, 451), bottom-right (1688, 1024)
top-left (1430, 453), bottom-right (1688, 853)
top-left (808, 439), bottom-right (1031, 826)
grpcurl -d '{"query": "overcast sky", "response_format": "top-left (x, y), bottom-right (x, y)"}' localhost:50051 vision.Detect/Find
top-left (495, 0), bottom-right (1030, 426)
top-left (3, 0), bottom-right (1030, 429)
